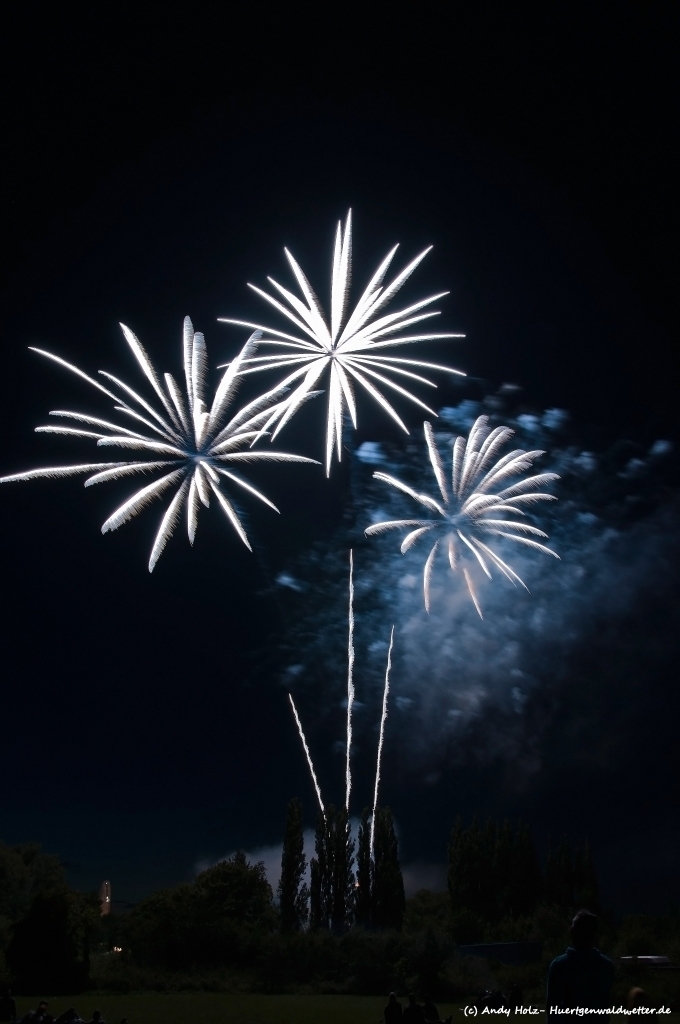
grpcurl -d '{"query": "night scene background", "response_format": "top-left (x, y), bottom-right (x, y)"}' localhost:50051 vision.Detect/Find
top-left (0, 0), bottom-right (678, 971)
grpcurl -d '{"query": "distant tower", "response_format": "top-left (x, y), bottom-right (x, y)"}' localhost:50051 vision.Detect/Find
top-left (99, 880), bottom-right (112, 916)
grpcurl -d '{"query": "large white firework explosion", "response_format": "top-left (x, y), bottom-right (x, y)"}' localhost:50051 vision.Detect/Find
top-left (0, 317), bottom-right (318, 571)
top-left (365, 416), bottom-right (560, 616)
top-left (218, 210), bottom-right (465, 475)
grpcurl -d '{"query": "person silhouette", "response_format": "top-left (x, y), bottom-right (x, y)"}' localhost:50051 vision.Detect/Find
top-left (547, 909), bottom-right (614, 1019)
top-left (0, 987), bottom-right (16, 1023)
top-left (403, 993), bottom-right (426, 1024)
top-left (423, 994), bottom-right (440, 1021)
top-left (384, 992), bottom-right (403, 1023)
top-left (21, 1002), bottom-right (52, 1024)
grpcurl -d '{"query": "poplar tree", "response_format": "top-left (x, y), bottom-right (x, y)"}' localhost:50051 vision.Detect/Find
top-left (355, 807), bottom-right (373, 927)
top-left (308, 805), bottom-right (355, 931)
top-left (309, 809), bottom-right (331, 929)
top-left (277, 797), bottom-right (308, 932)
top-left (512, 821), bottom-right (542, 916)
top-left (330, 805), bottom-right (355, 932)
top-left (574, 840), bottom-right (600, 913)
top-left (544, 837), bottom-right (575, 909)
top-left (372, 807), bottom-right (405, 930)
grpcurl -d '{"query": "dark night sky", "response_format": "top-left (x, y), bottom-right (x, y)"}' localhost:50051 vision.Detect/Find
top-left (0, 5), bottom-right (678, 912)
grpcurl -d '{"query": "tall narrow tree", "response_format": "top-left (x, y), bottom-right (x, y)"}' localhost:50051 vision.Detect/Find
top-left (512, 821), bottom-right (542, 917)
top-left (372, 807), bottom-right (405, 930)
top-left (278, 798), bottom-right (309, 932)
top-left (330, 805), bottom-right (355, 933)
top-left (309, 809), bottom-right (331, 929)
top-left (355, 808), bottom-right (373, 927)
top-left (544, 837), bottom-right (575, 909)
top-left (574, 840), bottom-right (600, 913)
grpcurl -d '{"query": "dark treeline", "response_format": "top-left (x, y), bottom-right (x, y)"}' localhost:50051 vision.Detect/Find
top-left (447, 818), bottom-right (599, 940)
top-left (2, 815), bottom-right (679, 1001)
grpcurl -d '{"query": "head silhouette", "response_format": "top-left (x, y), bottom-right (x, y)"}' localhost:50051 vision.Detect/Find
top-left (570, 909), bottom-right (598, 949)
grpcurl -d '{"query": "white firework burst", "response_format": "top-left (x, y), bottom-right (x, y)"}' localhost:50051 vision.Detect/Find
top-left (0, 317), bottom-right (318, 571)
top-left (218, 210), bottom-right (465, 475)
top-left (365, 416), bottom-right (560, 616)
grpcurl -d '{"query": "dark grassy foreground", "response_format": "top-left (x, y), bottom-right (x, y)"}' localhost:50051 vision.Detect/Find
top-left (14, 994), bottom-right (680, 1023)
top-left (15, 994), bottom-right (463, 1023)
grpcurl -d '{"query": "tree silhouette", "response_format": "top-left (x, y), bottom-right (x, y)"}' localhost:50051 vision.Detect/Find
top-left (449, 818), bottom-right (544, 924)
top-left (355, 807), bottom-right (373, 927)
top-left (372, 807), bottom-right (405, 930)
top-left (308, 805), bottom-right (355, 932)
top-left (278, 797), bottom-right (309, 932)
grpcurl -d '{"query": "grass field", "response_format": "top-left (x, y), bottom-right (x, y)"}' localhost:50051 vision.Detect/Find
top-left (14, 993), bottom-right (465, 1024)
top-left (14, 993), bottom-right (680, 1023)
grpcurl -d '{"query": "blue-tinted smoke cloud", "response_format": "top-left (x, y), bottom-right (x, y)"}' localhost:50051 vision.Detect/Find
top-left (272, 393), bottom-right (677, 800)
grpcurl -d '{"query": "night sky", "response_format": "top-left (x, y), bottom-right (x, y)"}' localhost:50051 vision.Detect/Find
top-left (0, 6), bottom-right (678, 914)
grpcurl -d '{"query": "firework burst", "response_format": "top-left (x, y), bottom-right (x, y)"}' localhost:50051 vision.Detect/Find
top-left (365, 416), bottom-right (560, 616)
top-left (218, 210), bottom-right (465, 475)
top-left (0, 318), bottom-right (318, 570)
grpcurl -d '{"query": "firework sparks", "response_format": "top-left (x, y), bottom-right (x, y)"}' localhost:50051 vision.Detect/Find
top-left (288, 693), bottom-right (325, 815)
top-left (370, 625), bottom-right (394, 859)
top-left (345, 550), bottom-right (355, 812)
top-left (0, 318), bottom-right (318, 570)
top-left (218, 210), bottom-right (465, 475)
top-left (365, 417), bottom-right (560, 616)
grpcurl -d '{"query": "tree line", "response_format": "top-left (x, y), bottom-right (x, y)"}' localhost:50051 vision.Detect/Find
top-left (447, 817), bottom-right (600, 938)
top-left (1, 809), bottom-right (604, 993)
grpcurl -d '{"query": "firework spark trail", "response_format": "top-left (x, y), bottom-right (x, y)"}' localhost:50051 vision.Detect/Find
top-left (370, 625), bottom-right (395, 859)
top-left (219, 210), bottom-right (465, 475)
top-left (288, 693), bottom-right (325, 815)
top-left (345, 550), bottom-right (355, 811)
top-left (0, 318), bottom-right (319, 569)
top-left (366, 416), bottom-right (560, 615)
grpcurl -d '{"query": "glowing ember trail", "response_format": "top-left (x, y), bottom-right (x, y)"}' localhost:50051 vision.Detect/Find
top-left (288, 693), bottom-right (324, 815)
top-left (370, 625), bottom-right (395, 859)
top-left (345, 550), bottom-right (355, 812)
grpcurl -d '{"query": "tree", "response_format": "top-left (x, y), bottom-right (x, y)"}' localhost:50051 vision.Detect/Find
top-left (277, 798), bottom-right (309, 932)
top-left (448, 818), bottom-right (542, 928)
top-left (309, 857), bottom-right (323, 931)
top-left (7, 888), bottom-right (98, 994)
top-left (372, 807), bottom-right (405, 930)
top-left (194, 851), bottom-right (274, 926)
top-left (448, 818), bottom-right (491, 921)
top-left (309, 809), bottom-right (331, 930)
top-left (512, 821), bottom-right (542, 917)
top-left (544, 837), bottom-right (575, 909)
top-left (126, 850), bottom-right (276, 970)
top-left (0, 841), bottom-right (65, 924)
top-left (355, 807), bottom-right (373, 927)
top-left (0, 841), bottom-right (69, 983)
top-left (574, 840), bottom-right (600, 913)
top-left (308, 805), bottom-right (355, 932)
top-left (330, 805), bottom-right (355, 932)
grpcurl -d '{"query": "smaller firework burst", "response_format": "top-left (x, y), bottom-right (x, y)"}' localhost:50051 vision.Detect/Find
top-left (365, 417), bottom-right (560, 616)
